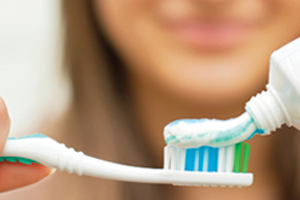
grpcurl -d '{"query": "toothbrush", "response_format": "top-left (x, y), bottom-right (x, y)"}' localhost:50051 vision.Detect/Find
top-left (0, 133), bottom-right (253, 187)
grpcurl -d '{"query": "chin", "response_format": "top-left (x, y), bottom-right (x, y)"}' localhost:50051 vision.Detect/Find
top-left (163, 75), bottom-right (267, 118)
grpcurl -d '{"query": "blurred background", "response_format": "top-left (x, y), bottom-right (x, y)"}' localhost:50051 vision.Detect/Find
top-left (0, 0), bottom-right (69, 136)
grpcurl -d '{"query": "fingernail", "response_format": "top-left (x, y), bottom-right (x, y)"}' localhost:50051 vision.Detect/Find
top-left (47, 168), bottom-right (57, 176)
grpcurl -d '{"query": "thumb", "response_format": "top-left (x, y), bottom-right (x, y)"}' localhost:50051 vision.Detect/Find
top-left (0, 161), bottom-right (53, 192)
top-left (0, 97), bottom-right (53, 192)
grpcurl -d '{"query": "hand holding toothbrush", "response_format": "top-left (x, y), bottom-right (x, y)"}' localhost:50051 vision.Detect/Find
top-left (0, 97), bottom-right (52, 192)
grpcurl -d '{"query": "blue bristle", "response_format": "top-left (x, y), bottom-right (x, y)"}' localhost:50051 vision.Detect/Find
top-left (185, 148), bottom-right (196, 171)
top-left (208, 147), bottom-right (219, 172)
top-left (184, 146), bottom-right (219, 172)
top-left (197, 147), bottom-right (205, 171)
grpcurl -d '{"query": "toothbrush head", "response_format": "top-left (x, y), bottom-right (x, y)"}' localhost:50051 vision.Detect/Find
top-left (163, 142), bottom-right (253, 187)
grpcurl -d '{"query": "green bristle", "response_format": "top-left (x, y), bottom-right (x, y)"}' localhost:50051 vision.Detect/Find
top-left (233, 142), bottom-right (243, 172)
top-left (242, 143), bottom-right (250, 173)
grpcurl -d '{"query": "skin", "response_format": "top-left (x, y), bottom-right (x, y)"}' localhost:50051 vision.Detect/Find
top-left (93, 0), bottom-right (300, 199)
top-left (0, 97), bottom-right (52, 192)
top-left (1, 0), bottom-right (300, 198)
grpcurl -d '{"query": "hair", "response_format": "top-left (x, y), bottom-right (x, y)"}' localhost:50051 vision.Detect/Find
top-left (62, 0), bottom-right (166, 199)
top-left (62, 1), bottom-right (300, 200)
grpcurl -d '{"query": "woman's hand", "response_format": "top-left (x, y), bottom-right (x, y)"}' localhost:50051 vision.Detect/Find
top-left (0, 97), bottom-right (52, 192)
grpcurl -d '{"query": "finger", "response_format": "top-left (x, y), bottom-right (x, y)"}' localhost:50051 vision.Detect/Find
top-left (0, 161), bottom-right (53, 192)
top-left (0, 97), bottom-right (11, 153)
top-left (0, 98), bottom-right (54, 192)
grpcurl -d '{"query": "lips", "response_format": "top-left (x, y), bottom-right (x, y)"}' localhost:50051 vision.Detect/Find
top-left (166, 19), bottom-right (254, 50)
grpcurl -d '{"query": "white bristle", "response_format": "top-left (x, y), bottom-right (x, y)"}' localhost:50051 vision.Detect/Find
top-left (170, 147), bottom-right (177, 170)
top-left (225, 145), bottom-right (235, 172)
top-left (179, 148), bottom-right (186, 171)
top-left (164, 146), bottom-right (171, 170)
top-left (175, 148), bottom-right (180, 170)
top-left (218, 147), bottom-right (226, 172)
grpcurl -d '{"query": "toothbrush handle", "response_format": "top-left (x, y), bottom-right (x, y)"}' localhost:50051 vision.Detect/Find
top-left (2, 136), bottom-right (167, 182)
top-left (2, 136), bottom-right (167, 181)
top-left (2, 136), bottom-right (85, 175)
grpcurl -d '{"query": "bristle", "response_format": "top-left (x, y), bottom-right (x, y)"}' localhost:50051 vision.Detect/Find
top-left (197, 147), bottom-right (204, 171)
top-left (207, 147), bottom-right (218, 172)
top-left (194, 148), bottom-right (199, 171)
top-left (164, 142), bottom-right (251, 175)
top-left (164, 146), bottom-right (170, 169)
top-left (175, 148), bottom-right (180, 170)
top-left (164, 143), bottom-right (252, 187)
top-left (202, 147), bottom-right (208, 171)
top-left (218, 147), bottom-right (226, 172)
top-left (225, 145), bottom-right (235, 172)
top-left (242, 143), bottom-right (250, 173)
top-left (185, 148), bottom-right (196, 171)
top-left (179, 148), bottom-right (186, 171)
top-left (234, 142), bottom-right (243, 172)
top-left (184, 146), bottom-right (220, 172)
top-left (171, 147), bottom-right (177, 170)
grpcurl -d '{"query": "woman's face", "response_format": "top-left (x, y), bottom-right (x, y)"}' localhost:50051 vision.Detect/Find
top-left (94, 0), bottom-right (300, 112)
